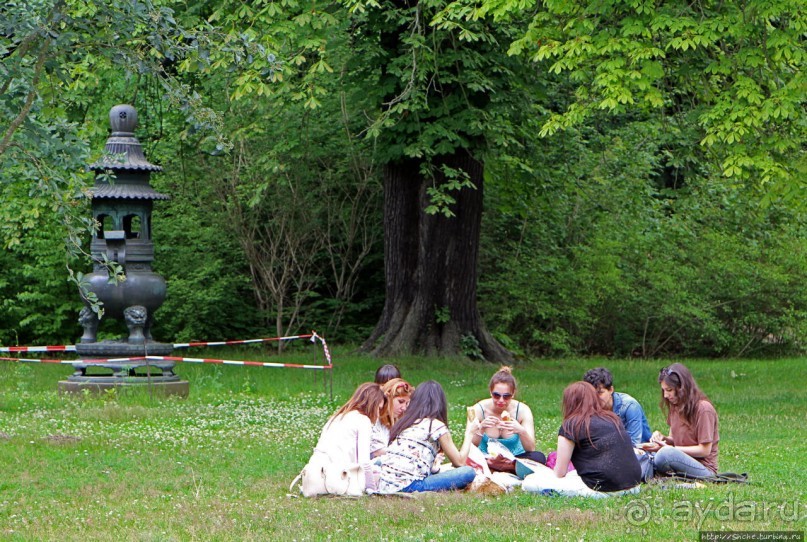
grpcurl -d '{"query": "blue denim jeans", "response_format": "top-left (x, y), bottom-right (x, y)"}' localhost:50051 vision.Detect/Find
top-left (653, 446), bottom-right (714, 479)
top-left (401, 466), bottom-right (476, 493)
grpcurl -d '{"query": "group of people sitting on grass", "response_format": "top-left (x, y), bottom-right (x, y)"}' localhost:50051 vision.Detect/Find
top-left (304, 362), bottom-right (720, 497)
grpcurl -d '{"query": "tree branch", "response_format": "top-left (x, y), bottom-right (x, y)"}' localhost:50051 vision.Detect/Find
top-left (0, 39), bottom-right (50, 156)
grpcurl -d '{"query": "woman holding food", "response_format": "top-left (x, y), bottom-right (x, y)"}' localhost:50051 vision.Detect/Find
top-left (469, 366), bottom-right (546, 466)
top-left (644, 363), bottom-right (720, 479)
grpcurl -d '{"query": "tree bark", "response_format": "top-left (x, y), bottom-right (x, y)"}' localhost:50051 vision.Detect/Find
top-left (361, 151), bottom-right (512, 362)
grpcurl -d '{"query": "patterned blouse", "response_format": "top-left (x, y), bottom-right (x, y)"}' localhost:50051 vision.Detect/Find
top-left (377, 418), bottom-right (448, 493)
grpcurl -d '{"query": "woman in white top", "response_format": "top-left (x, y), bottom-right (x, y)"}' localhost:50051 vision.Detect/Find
top-left (312, 382), bottom-right (387, 492)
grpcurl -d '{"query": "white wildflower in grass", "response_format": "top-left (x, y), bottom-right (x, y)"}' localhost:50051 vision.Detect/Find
top-left (0, 392), bottom-right (333, 458)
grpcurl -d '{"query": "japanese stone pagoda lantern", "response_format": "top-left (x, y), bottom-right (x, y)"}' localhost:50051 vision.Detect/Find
top-left (59, 104), bottom-right (188, 396)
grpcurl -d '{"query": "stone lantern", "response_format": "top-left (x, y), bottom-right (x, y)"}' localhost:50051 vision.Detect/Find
top-left (59, 105), bottom-right (188, 396)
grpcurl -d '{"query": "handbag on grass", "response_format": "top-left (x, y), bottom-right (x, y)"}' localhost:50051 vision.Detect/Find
top-left (322, 462), bottom-right (364, 496)
top-left (291, 432), bottom-right (366, 497)
top-left (291, 450), bottom-right (365, 497)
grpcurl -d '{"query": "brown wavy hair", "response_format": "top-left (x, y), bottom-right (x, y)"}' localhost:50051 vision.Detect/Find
top-left (658, 363), bottom-right (711, 425)
top-left (560, 381), bottom-right (622, 447)
top-left (379, 378), bottom-right (413, 428)
top-left (489, 366), bottom-right (517, 394)
top-left (328, 382), bottom-right (387, 426)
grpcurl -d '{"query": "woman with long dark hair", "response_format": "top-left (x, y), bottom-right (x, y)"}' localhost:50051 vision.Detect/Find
top-left (647, 363), bottom-right (720, 479)
top-left (523, 381), bottom-right (641, 496)
top-left (377, 381), bottom-right (477, 493)
top-left (309, 382), bottom-right (387, 492)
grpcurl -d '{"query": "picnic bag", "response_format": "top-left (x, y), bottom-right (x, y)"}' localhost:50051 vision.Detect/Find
top-left (291, 449), bottom-right (365, 497)
top-left (291, 417), bottom-right (372, 497)
top-left (323, 462), bottom-right (364, 496)
top-left (289, 453), bottom-right (365, 497)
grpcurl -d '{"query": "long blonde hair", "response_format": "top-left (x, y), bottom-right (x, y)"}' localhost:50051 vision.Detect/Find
top-left (379, 378), bottom-right (413, 428)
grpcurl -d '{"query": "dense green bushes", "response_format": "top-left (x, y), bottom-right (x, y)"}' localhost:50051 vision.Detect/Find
top-left (478, 121), bottom-right (806, 358)
top-left (1, 113), bottom-right (803, 356)
top-left (0, 0), bottom-right (803, 357)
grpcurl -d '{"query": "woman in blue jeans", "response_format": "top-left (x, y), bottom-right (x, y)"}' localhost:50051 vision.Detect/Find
top-left (646, 363), bottom-right (720, 479)
top-left (377, 381), bottom-right (477, 493)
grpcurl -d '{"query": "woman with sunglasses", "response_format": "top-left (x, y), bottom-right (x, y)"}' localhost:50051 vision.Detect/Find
top-left (370, 378), bottom-right (414, 457)
top-left (470, 366), bottom-right (546, 465)
top-left (646, 363), bottom-right (719, 479)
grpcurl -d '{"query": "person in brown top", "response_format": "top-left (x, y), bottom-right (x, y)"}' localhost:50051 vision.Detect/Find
top-left (644, 363), bottom-right (719, 479)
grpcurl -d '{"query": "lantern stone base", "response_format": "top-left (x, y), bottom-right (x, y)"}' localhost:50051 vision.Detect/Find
top-left (75, 340), bottom-right (174, 357)
top-left (66, 339), bottom-right (187, 396)
top-left (58, 379), bottom-right (189, 397)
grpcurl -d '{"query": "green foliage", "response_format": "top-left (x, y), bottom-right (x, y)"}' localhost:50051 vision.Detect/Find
top-left (459, 333), bottom-right (483, 360)
top-left (443, 0), bottom-right (806, 196)
top-left (0, 0), bottom-right (803, 362)
top-left (0, 219), bottom-right (82, 345)
top-left (151, 196), bottom-right (264, 343)
top-left (480, 114), bottom-right (806, 357)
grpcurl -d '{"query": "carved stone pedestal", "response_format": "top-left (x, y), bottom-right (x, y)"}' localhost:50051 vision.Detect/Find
top-left (58, 340), bottom-right (189, 397)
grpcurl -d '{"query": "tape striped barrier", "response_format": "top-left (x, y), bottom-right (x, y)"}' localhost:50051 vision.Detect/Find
top-left (145, 355), bottom-right (331, 370)
top-left (1, 355), bottom-right (331, 369)
top-left (0, 332), bottom-right (332, 369)
top-left (0, 356), bottom-right (148, 364)
top-left (310, 332), bottom-right (333, 366)
top-left (172, 334), bottom-right (313, 349)
top-left (0, 345), bottom-right (76, 353)
top-left (1, 332), bottom-right (334, 397)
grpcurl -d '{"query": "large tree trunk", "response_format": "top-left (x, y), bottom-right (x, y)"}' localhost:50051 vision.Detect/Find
top-left (361, 151), bottom-right (512, 362)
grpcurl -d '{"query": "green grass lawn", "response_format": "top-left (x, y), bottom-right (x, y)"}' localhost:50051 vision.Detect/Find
top-left (0, 348), bottom-right (804, 541)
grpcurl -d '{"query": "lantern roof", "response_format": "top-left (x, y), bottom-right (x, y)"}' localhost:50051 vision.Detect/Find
top-left (88, 104), bottom-right (163, 173)
top-left (90, 182), bottom-right (171, 201)
top-left (87, 105), bottom-right (169, 201)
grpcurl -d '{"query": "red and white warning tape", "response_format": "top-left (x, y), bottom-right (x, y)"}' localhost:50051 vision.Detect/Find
top-left (0, 355), bottom-right (331, 370)
top-left (145, 356), bottom-right (331, 370)
top-left (0, 356), bottom-right (148, 364)
top-left (310, 332), bottom-right (332, 366)
top-left (0, 332), bottom-right (333, 370)
top-left (0, 345), bottom-right (76, 353)
top-left (172, 334), bottom-right (313, 349)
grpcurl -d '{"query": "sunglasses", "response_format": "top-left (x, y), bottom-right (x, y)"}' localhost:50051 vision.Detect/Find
top-left (491, 392), bottom-right (513, 400)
